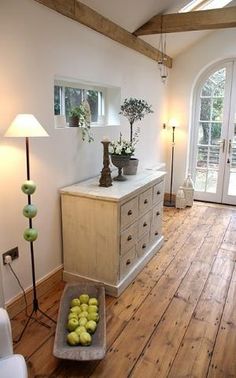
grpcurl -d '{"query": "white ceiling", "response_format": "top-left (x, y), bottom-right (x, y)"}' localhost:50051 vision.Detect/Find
top-left (79, 0), bottom-right (236, 58)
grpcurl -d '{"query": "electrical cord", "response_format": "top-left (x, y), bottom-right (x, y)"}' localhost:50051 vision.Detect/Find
top-left (8, 263), bottom-right (29, 317)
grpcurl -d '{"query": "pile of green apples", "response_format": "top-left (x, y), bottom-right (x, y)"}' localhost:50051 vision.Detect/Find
top-left (66, 293), bottom-right (99, 346)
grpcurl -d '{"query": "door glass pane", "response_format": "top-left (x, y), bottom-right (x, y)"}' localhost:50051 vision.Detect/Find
top-left (228, 141), bottom-right (236, 195)
top-left (200, 98), bottom-right (211, 120)
top-left (195, 170), bottom-right (207, 191)
top-left (209, 146), bottom-right (220, 168)
top-left (198, 122), bottom-right (210, 144)
top-left (210, 68), bottom-right (226, 85)
top-left (201, 79), bottom-right (214, 96)
top-left (234, 123), bottom-right (236, 142)
top-left (197, 146), bottom-right (208, 168)
top-left (206, 170), bottom-right (218, 193)
top-left (214, 81), bottom-right (225, 97)
top-left (211, 122), bottom-right (222, 145)
top-left (212, 98), bottom-right (223, 121)
top-left (228, 172), bottom-right (236, 195)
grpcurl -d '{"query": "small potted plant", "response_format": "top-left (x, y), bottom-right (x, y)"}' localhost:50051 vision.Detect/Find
top-left (109, 136), bottom-right (135, 181)
top-left (69, 103), bottom-right (94, 143)
top-left (119, 97), bottom-right (154, 174)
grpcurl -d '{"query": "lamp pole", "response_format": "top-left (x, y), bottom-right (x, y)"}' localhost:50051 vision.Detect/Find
top-left (164, 126), bottom-right (176, 207)
top-left (15, 136), bottom-right (56, 343)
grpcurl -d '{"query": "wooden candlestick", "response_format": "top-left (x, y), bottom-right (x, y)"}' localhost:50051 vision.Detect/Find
top-left (99, 140), bottom-right (112, 187)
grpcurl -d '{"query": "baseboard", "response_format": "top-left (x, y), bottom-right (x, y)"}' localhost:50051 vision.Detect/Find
top-left (6, 265), bottom-right (63, 318)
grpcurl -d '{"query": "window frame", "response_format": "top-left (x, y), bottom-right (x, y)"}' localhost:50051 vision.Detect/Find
top-left (54, 78), bottom-right (106, 127)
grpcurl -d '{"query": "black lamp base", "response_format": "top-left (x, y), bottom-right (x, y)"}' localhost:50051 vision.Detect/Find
top-left (164, 200), bottom-right (175, 207)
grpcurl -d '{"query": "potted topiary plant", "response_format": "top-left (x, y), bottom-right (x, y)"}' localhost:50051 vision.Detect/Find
top-left (69, 102), bottom-right (94, 143)
top-left (119, 97), bottom-right (153, 174)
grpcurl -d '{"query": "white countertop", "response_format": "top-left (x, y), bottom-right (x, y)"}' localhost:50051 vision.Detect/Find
top-left (60, 170), bottom-right (166, 202)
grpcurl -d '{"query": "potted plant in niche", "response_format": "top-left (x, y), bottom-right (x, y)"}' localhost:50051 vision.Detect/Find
top-left (119, 97), bottom-right (154, 174)
top-left (69, 102), bottom-right (94, 143)
top-left (109, 136), bottom-right (135, 181)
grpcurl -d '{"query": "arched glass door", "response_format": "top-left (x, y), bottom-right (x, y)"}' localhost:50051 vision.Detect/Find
top-left (191, 60), bottom-right (236, 205)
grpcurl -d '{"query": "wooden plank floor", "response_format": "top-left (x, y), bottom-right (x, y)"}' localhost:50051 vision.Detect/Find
top-left (11, 203), bottom-right (236, 378)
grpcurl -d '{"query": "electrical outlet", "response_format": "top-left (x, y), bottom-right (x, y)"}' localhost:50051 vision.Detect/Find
top-left (2, 247), bottom-right (19, 265)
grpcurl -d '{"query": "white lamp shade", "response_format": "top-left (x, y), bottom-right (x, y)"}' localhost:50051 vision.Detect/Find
top-left (4, 114), bottom-right (49, 137)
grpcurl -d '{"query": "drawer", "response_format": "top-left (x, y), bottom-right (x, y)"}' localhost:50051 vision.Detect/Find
top-left (150, 204), bottom-right (162, 243)
top-left (152, 202), bottom-right (163, 227)
top-left (120, 247), bottom-right (137, 279)
top-left (121, 197), bottom-right (138, 229)
top-left (150, 224), bottom-right (162, 243)
top-left (137, 233), bottom-right (150, 258)
top-left (138, 210), bottom-right (152, 238)
top-left (120, 223), bottom-right (138, 256)
top-left (153, 181), bottom-right (164, 204)
top-left (139, 188), bottom-right (152, 215)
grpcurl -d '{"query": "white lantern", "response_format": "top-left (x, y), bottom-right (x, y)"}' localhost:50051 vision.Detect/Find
top-left (176, 187), bottom-right (186, 209)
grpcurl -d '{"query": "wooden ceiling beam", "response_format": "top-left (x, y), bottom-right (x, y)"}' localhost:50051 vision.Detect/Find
top-left (34, 0), bottom-right (172, 68)
top-left (134, 6), bottom-right (236, 35)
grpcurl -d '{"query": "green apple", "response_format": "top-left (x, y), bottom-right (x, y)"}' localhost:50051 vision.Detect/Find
top-left (23, 204), bottom-right (37, 218)
top-left (70, 306), bottom-right (81, 315)
top-left (21, 180), bottom-right (36, 195)
top-left (85, 320), bottom-right (97, 334)
top-left (87, 312), bottom-right (99, 322)
top-left (80, 303), bottom-right (89, 312)
top-left (79, 294), bottom-right (89, 304)
top-left (87, 305), bottom-right (98, 313)
top-left (88, 298), bottom-right (98, 306)
top-left (67, 318), bottom-right (79, 332)
top-left (79, 331), bottom-right (92, 346)
top-left (78, 317), bottom-right (87, 327)
top-left (78, 311), bottom-right (88, 319)
top-left (75, 326), bottom-right (86, 336)
top-left (23, 228), bottom-right (38, 242)
top-left (68, 312), bottom-right (78, 320)
top-left (67, 331), bottom-right (80, 346)
top-left (70, 298), bottom-right (80, 307)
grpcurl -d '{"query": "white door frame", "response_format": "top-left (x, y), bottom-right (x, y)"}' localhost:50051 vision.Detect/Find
top-left (189, 59), bottom-right (236, 205)
top-left (222, 61), bottom-right (236, 205)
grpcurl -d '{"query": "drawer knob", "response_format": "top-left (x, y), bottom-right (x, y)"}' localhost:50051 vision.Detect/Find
top-left (157, 190), bottom-right (161, 195)
top-left (144, 199), bottom-right (148, 204)
top-left (126, 259), bottom-right (131, 266)
top-left (128, 210), bottom-right (132, 216)
top-left (143, 222), bottom-right (147, 227)
top-left (155, 231), bottom-right (159, 236)
top-left (156, 211), bottom-right (160, 216)
top-left (142, 243), bottom-right (147, 249)
top-left (127, 235), bottom-right (132, 241)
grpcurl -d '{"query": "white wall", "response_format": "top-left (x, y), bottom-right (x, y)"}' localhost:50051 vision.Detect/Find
top-left (0, 0), bottom-right (166, 303)
top-left (167, 28), bottom-right (236, 193)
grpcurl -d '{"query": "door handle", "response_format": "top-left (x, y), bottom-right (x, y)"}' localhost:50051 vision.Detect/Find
top-left (217, 139), bottom-right (226, 153)
top-left (228, 139), bottom-right (232, 154)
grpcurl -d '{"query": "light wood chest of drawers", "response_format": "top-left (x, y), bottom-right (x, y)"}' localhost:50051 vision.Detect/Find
top-left (60, 170), bottom-right (165, 296)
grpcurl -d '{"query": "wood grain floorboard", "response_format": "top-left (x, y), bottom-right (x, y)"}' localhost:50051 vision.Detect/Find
top-left (11, 203), bottom-right (236, 378)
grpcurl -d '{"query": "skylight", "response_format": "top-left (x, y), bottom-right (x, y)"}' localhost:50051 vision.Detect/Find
top-left (180, 0), bottom-right (232, 12)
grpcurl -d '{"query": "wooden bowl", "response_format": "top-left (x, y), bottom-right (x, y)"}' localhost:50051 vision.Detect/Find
top-left (53, 282), bottom-right (106, 360)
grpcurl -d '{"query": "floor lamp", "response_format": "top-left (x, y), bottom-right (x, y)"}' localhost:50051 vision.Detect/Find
top-left (164, 119), bottom-right (179, 207)
top-left (4, 114), bottom-right (56, 342)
